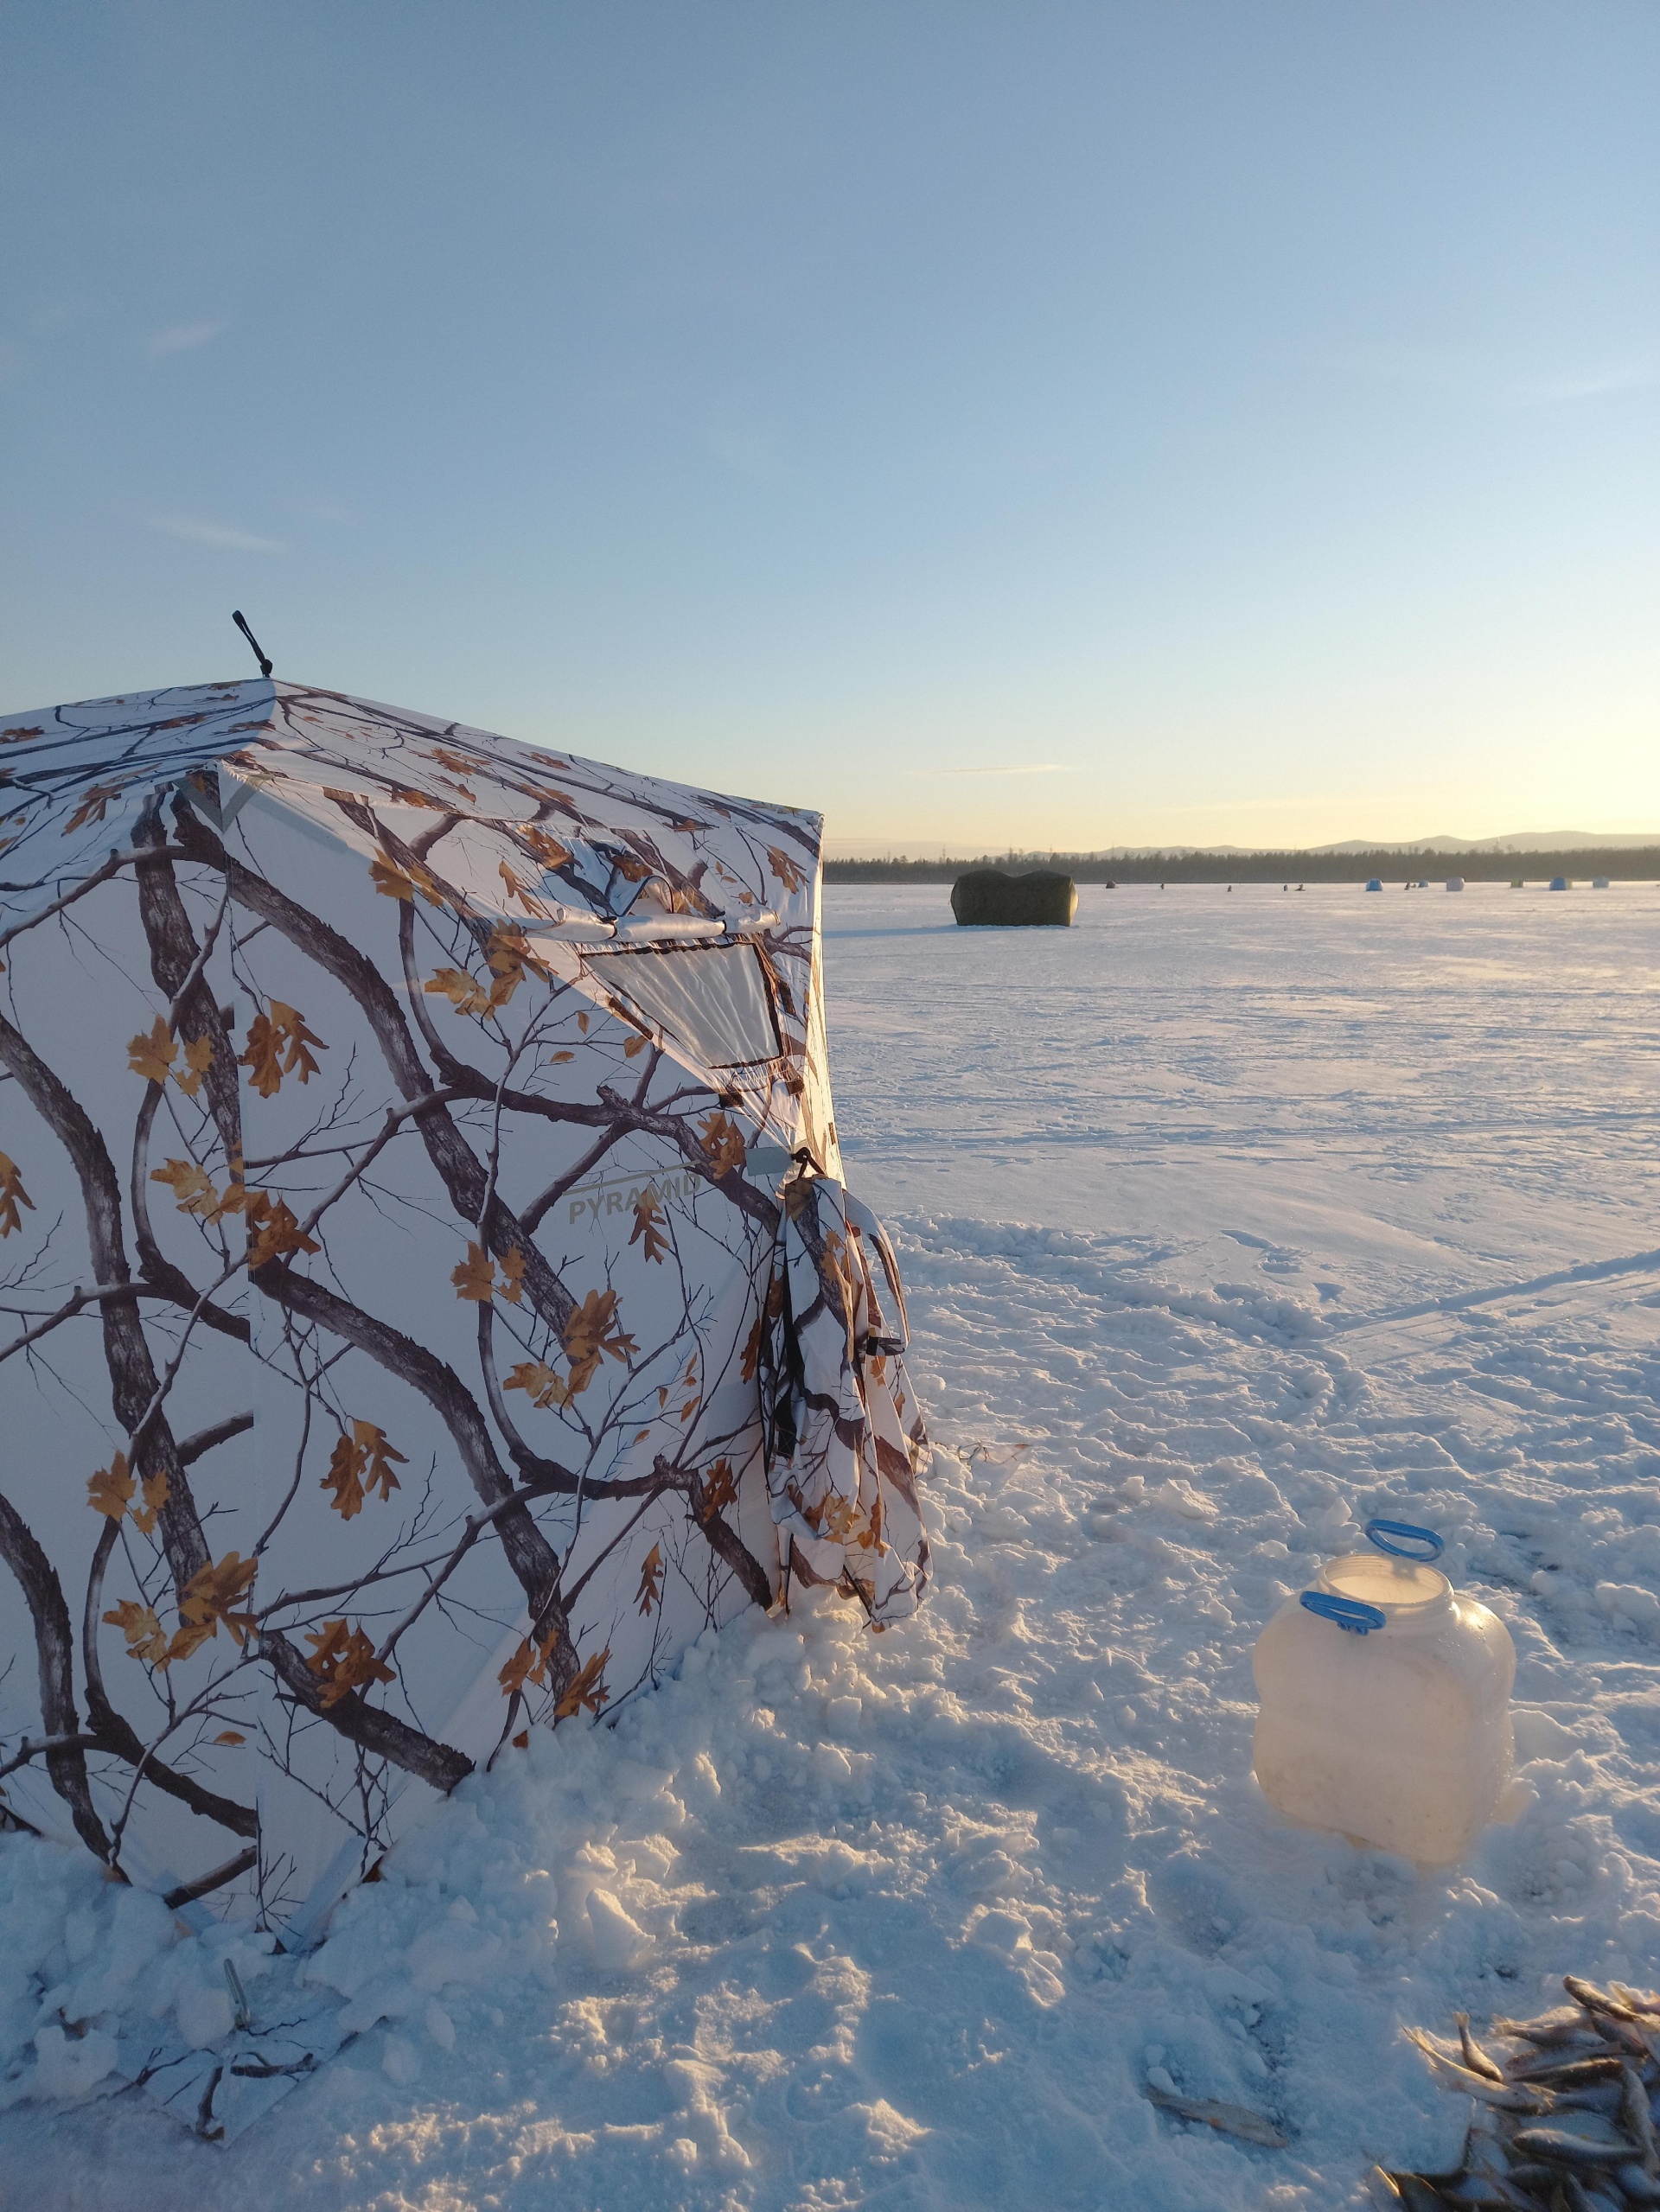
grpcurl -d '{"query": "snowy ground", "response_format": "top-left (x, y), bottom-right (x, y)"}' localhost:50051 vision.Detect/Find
top-left (5, 880), bottom-right (1660, 2210)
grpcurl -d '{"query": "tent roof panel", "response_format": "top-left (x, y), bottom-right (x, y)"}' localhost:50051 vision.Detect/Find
top-left (0, 682), bottom-right (822, 942)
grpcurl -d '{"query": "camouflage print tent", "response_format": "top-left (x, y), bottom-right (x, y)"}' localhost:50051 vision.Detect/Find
top-left (0, 679), bottom-right (929, 1941)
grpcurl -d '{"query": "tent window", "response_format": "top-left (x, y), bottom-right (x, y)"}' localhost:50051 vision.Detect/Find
top-left (589, 942), bottom-right (782, 1067)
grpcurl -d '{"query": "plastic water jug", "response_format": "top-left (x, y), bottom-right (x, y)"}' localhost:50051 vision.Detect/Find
top-left (1251, 1520), bottom-right (1515, 1865)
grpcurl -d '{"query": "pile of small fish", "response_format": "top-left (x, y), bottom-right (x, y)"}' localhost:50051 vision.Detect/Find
top-left (1370, 1976), bottom-right (1660, 2210)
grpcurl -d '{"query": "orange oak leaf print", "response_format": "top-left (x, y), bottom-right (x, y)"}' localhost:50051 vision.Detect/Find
top-left (425, 966), bottom-right (494, 1017)
top-left (246, 1193), bottom-right (322, 1268)
top-left (504, 1359), bottom-right (569, 1409)
top-left (767, 846), bottom-right (807, 894)
top-left (562, 1289), bottom-right (636, 1395)
top-left (517, 826), bottom-right (572, 870)
top-left (629, 1190), bottom-right (669, 1264)
top-left (635, 1544), bottom-right (664, 1616)
top-left (65, 783), bottom-right (119, 832)
top-left (150, 1157), bottom-right (220, 1218)
top-left (175, 1036), bottom-right (215, 1098)
top-left (304, 1620), bottom-right (396, 1708)
top-left (451, 1243), bottom-right (495, 1303)
top-left (322, 1422), bottom-right (406, 1519)
top-left (496, 861), bottom-right (554, 919)
top-left (370, 851), bottom-right (444, 906)
top-left (699, 1458), bottom-right (737, 1517)
top-left (322, 1431), bottom-right (367, 1520)
top-left (482, 924), bottom-right (553, 1007)
top-left (553, 1646), bottom-right (610, 1719)
top-left (176, 1552), bottom-right (259, 1654)
top-left (498, 1629), bottom-right (559, 1697)
top-left (127, 1018), bottom-right (176, 1086)
top-left (0, 1153), bottom-right (33, 1238)
top-left (699, 1112), bottom-right (747, 1178)
top-left (130, 1468), bottom-right (169, 1537)
top-left (87, 1452), bottom-right (135, 1521)
top-left (239, 1002), bottom-right (327, 1096)
top-left (359, 1423), bottom-right (406, 1502)
top-left (103, 1598), bottom-right (173, 1668)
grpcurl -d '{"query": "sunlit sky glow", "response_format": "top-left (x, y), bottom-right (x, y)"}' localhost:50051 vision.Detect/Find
top-left (3, 3), bottom-right (1656, 853)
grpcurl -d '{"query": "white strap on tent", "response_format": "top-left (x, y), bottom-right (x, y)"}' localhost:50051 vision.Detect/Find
top-left (524, 912), bottom-right (776, 944)
top-left (610, 915), bottom-right (723, 943)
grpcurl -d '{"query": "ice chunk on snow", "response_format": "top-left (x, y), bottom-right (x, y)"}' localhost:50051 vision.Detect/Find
top-left (23, 2024), bottom-right (118, 2103)
top-left (1597, 1581), bottom-right (1660, 1635)
top-left (174, 1979), bottom-right (233, 2052)
top-left (584, 1888), bottom-right (648, 1968)
top-left (852, 2098), bottom-right (930, 2157)
top-left (381, 2034), bottom-right (420, 2084)
top-left (1512, 1707), bottom-right (1588, 1763)
top-left (1149, 1477), bottom-right (1217, 1520)
top-left (970, 1908), bottom-right (1030, 1954)
top-left (408, 1920), bottom-right (503, 1992)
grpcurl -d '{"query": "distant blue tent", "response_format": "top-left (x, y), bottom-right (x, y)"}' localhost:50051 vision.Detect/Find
top-left (1549, 877), bottom-right (1570, 892)
top-left (1593, 876), bottom-right (1611, 889)
top-left (1446, 877), bottom-right (1465, 892)
top-left (1365, 877), bottom-right (1382, 892)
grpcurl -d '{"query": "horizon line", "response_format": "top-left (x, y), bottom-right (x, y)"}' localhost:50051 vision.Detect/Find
top-left (823, 831), bottom-right (1660, 861)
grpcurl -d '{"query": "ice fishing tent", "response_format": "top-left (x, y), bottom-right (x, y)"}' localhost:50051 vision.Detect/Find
top-left (0, 679), bottom-right (929, 1940)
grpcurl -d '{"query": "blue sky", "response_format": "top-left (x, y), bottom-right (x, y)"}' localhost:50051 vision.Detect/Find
top-left (3, 3), bottom-right (1656, 852)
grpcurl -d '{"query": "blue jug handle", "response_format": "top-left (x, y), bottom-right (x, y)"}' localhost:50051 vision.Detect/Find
top-left (1299, 1591), bottom-right (1387, 1635)
top-left (1364, 1518), bottom-right (1445, 1562)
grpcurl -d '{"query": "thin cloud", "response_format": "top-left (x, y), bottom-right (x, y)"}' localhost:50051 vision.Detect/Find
top-left (151, 515), bottom-right (287, 554)
top-left (1342, 342), bottom-right (1660, 407)
top-left (911, 762), bottom-right (1079, 778)
top-left (148, 319), bottom-right (227, 359)
top-left (1515, 360), bottom-right (1659, 405)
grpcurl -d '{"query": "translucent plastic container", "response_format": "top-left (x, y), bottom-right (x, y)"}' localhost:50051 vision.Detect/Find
top-left (1252, 1520), bottom-right (1516, 1865)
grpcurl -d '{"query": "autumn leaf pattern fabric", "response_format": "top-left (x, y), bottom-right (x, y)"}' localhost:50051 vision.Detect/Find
top-left (0, 678), bottom-right (927, 1937)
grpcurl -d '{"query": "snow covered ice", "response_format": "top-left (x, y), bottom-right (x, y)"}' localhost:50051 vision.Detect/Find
top-left (5, 880), bottom-right (1660, 2210)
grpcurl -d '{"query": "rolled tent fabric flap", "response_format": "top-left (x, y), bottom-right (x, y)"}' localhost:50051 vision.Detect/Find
top-left (0, 679), bottom-right (929, 1939)
top-left (758, 1165), bottom-right (931, 1626)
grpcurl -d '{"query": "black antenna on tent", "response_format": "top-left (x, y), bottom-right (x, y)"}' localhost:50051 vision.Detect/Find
top-left (232, 609), bottom-right (273, 678)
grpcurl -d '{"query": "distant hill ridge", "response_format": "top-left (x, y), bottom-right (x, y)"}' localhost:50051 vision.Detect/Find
top-left (1309, 831), bottom-right (1660, 855)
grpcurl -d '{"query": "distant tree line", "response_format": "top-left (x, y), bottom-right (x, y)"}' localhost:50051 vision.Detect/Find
top-left (825, 848), bottom-right (1660, 886)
